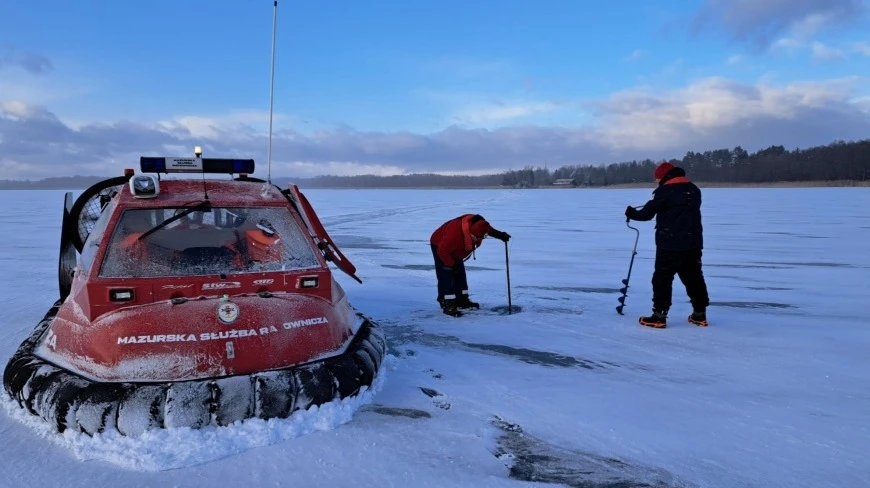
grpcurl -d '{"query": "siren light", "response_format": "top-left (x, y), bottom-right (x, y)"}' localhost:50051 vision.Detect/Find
top-left (139, 157), bottom-right (255, 175)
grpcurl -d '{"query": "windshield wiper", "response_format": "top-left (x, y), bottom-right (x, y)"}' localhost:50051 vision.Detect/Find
top-left (137, 200), bottom-right (211, 241)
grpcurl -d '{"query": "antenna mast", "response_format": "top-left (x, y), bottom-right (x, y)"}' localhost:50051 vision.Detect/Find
top-left (266, 0), bottom-right (278, 184)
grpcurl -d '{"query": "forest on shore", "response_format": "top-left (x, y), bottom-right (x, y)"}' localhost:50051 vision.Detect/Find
top-left (2, 139), bottom-right (868, 190)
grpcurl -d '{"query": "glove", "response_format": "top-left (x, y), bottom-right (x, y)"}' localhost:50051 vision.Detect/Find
top-left (625, 205), bottom-right (634, 218)
top-left (443, 265), bottom-right (461, 276)
top-left (489, 229), bottom-right (511, 242)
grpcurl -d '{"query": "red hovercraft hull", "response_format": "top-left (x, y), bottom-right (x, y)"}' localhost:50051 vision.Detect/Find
top-left (3, 159), bottom-right (386, 436)
top-left (36, 281), bottom-right (361, 383)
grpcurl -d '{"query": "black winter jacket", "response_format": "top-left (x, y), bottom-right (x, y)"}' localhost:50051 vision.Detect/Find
top-left (627, 167), bottom-right (704, 251)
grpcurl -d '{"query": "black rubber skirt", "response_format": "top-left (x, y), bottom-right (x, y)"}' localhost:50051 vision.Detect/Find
top-left (3, 300), bottom-right (386, 436)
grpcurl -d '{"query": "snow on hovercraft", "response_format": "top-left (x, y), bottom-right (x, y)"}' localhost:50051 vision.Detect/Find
top-left (2, 152), bottom-right (386, 436)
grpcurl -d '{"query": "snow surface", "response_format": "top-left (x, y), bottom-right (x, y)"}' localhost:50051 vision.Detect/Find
top-left (1, 187), bottom-right (869, 487)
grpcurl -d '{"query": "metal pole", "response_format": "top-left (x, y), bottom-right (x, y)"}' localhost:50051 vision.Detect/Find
top-left (505, 241), bottom-right (512, 314)
top-left (266, 0), bottom-right (278, 184)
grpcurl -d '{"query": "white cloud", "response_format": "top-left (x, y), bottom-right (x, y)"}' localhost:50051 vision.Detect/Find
top-left (2, 74), bottom-right (869, 179)
top-left (0, 69), bottom-right (90, 109)
top-left (694, 0), bottom-right (865, 47)
top-left (726, 54), bottom-right (744, 64)
top-left (661, 58), bottom-right (685, 75)
top-left (770, 38), bottom-right (850, 61)
top-left (277, 161), bottom-right (408, 178)
top-left (811, 42), bottom-right (846, 61)
top-left (771, 37), bottom-right (804, 53)
top-left (0, 101), bottom-right (32, 118)
top-left (0, 49), bottom-right (53, 75)
top-left (454, 101), bottom-right (564, 124)
top-left (624, 50), bottom-right (643, 62)
top-left (157, 111), bottom-right (288, 140)
top-left (0, 52), bottom-right (104, 126)
top-left (853, 41), bottom-right (870, 55)
top-left (586, 76), bottom-right (868, 151)
top-left (792, 11), bottom-right (841, 38)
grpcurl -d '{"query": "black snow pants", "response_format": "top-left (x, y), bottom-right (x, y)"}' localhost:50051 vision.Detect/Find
top-left (431, 245), bottom-right (469, 302)
top-left (652, 248), bottom-right (710, 313)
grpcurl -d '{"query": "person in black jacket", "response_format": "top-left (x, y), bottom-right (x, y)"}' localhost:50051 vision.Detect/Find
top-left (625, 161), bottom-right (710, 328)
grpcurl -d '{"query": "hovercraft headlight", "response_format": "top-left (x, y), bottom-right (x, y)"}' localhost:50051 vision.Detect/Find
top-left (109, 288), bottom-right (135, 302)
top-left (129, 175), bottom-right (159, 199)
top-left (300, 276), bottom-right (319, 288)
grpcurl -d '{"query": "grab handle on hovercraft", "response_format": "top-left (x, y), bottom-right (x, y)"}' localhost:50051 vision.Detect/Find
top-left (283, 185), bottom-right (363, 284)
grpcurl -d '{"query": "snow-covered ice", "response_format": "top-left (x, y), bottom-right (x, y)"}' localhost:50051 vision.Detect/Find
top-left (0, 186), bottom-right (868, 487)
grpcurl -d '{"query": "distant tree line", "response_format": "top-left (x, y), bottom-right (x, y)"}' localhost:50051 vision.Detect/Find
top-left (1, 138), bottom-right (868, 190)
top-left (0, 175), bottom-right (122, 190)
top-left (276, 173), bottom-right (504, 189)
top-left (501, 139), bottom-right (870, 187)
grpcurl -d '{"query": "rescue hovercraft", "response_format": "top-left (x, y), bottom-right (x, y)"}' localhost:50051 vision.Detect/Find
top-left (3, 150), bottom-right (385, 436)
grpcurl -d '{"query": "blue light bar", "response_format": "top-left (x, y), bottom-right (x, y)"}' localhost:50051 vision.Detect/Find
top-left (140, 157), bottom-right (255, 174)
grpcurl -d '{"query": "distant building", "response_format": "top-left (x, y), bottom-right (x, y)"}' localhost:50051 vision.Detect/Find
top-left (552, 178), bottom-right (577, 186)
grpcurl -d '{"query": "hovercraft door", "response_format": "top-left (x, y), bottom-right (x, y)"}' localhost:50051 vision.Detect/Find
top-left (285, 184), bottom-right (362, 284)
top-left (68, 176), bottom-right (132, 252)
top-left (58, 192), bottom-right (77, 302)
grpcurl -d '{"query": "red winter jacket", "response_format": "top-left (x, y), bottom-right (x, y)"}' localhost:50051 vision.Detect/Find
top-left (429, 214), bottom-right (493, 267)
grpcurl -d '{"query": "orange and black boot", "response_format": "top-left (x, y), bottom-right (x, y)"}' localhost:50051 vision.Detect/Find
top-left (688, 310), bottom-right (708, 327)
top-left (639, 310), bottom-right (667, 328)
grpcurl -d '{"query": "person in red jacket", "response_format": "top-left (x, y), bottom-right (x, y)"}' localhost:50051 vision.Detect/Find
top-left (429, 214), bottom-right (511, 316)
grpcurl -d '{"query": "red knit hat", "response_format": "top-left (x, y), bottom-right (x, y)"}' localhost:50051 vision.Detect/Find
top-left (654, 161), bottom-right (674, 180)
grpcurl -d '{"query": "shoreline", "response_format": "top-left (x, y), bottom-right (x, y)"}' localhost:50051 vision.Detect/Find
top-left (275, 180), bottom-right (869, 189)
top-left (583, 180), bottom-right (870, 189)
top-left (1, 179), bottom-right (867, 191)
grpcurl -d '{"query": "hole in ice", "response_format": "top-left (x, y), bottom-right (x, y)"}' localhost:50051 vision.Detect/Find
top-left (363, 405), bottom-right (432, 419)
top-left (489, 305), bottom-right (524, 315)
top-left (381, 264), bottom-right (500, 271)
top-left (465, 343), bottom-right (604, 369)
top-left (378, 322), bottom-right (605, 370)
top-left (705, 263), bottom-right (790, 269)
top-left (710, 301), bottom-right (796, 309)
top-left (752, 261), bottom-right (853, 268)
top-left (518, 285), bottom-right (619, 294)
top-left (490, 416), bottom-right (690, 488)
top-left (331, 234), bottom-right (399, 250)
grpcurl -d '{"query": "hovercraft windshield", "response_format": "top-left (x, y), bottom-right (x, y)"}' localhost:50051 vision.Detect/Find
top-left (100, 206), bottom-right (321, 278)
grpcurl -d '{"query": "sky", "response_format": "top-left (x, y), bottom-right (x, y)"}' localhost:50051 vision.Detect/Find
top-left (1, 0), bottom-right (870, 179)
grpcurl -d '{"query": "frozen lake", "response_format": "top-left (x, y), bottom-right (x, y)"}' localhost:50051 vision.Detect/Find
top-left (1, 186), bottom-right (868, 488)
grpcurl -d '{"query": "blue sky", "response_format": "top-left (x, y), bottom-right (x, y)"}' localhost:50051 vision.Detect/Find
top-left (1, 0), bottom-right (869, 178)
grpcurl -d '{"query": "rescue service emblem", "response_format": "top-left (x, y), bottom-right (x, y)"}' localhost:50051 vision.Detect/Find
top-left (217, 302), bottom-right (240, 324)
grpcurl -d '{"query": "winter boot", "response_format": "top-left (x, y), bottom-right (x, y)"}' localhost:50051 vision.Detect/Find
top-left (456, 294), bottom-right (480, 310)
top-left (441, 299), bottom-right (463, 317)
top-left (688, 309), bottom-right (708, 327)
top-left (639, 309), bottom-right (667, 328)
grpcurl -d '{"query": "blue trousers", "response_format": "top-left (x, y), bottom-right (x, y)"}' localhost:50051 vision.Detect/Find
top-left (431, 245), bottom-right (468, 301)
